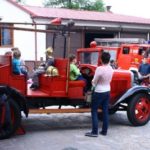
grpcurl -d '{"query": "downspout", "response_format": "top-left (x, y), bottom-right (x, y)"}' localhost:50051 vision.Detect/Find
top-left (118, 31), bottom-right (121, 38)
top-left (118, 25), bottom-right (122, 38)
top-left (147, 32), bottom-right (150, 41)
top-left (34, 24), bottom-right (38, 67)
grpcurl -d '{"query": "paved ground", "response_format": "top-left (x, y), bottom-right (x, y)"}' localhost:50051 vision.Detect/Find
top-left (0, 112), bottom-right (150, 150)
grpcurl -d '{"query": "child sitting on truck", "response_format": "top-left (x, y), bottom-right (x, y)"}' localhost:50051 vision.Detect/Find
top-left (30, 47), bottom-right (55, 90)
top-left (12, 50), bottom-right (21, 75)
top-left (69, 54), bottom-right (88, 92)
top-left (11, 47), bottom-right (28, 76)
top-left (69, 54), bottom-right (84, 81)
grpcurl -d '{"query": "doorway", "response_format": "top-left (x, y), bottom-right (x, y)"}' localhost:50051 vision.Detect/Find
top-left (85, 32), bottom-right (114, 48)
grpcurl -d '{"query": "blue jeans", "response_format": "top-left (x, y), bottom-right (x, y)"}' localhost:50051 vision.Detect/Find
top-left (76, 75), bottom-right (88, 92)
top-left (91, 92), bottom-right (110, 134)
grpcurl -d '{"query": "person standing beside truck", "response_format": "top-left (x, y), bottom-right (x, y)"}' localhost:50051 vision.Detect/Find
top-left (138, 57), bottom-right (150, 85)
top-left (85, 52), bottom-right (114, 137)
top-left (139, 57), bottom-right (150, 77)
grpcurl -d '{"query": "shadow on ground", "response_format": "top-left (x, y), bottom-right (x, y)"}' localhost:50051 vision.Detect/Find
top-left (22, 112), bottom-right (130, 133)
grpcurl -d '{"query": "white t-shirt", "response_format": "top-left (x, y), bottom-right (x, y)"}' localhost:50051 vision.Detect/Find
top-left (92, 64), bottom-right (114, 93)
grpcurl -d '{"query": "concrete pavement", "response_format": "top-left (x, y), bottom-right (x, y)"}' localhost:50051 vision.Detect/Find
top-left (0, 112), bottom-right (149, 150)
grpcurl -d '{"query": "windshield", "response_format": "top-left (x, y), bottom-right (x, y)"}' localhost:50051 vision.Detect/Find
top-left (103, 49), bottom-right (117, 61)
top-left (79, 52), bottom-right (99, 65)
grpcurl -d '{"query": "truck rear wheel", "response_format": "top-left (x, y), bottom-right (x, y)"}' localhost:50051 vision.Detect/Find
top-left (127, 93), bottom-right (150, 126)
top-left (0, 99), bottom-right (21, 139)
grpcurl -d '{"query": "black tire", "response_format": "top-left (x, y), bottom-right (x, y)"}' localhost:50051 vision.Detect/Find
top-left (0, 99), bottom-right (21, 140)
top-left (127, 93), bottom-right (150, 126)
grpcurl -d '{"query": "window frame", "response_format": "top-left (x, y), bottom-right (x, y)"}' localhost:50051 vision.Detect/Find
top-left (0, 24), bottom-right (14, 48)
top-left (122, 47), bottom-right (130, 54)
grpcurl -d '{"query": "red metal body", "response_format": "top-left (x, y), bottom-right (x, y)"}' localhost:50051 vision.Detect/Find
top-left (0, 45), bottom-right (149, 140)
top-left (77, 48), bottom-right (132, 104)
top-left (118, 44), bottom-right (150, 69)
top-left (0, 21), bottom-right (149, 140)
top-left (97, 43), bottom-right (150, 70)
top-left (0, 54), bottom-right (132, 106)
top-left (0, 56), bottom-right (85, 100)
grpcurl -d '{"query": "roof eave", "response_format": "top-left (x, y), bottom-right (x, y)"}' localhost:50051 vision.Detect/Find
top-left (7, 0), bottom-right (37, 17)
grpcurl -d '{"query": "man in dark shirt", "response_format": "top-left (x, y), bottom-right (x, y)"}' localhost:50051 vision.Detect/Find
top-left (138, 57), bottom-right (150, 85)
top-left (139, 58), bottom-right (150, 76)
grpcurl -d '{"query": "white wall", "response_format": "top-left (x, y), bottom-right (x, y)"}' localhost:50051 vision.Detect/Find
top-left (0, 0), bottom-right (46, 60)
top-left (14, 24), bottom-right (46, 61)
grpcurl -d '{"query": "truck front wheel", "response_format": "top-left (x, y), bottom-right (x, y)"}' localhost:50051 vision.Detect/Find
top-left (0, 99), bottom-right (21, 139)
top-left (127, 93), bottom-right (150, 126)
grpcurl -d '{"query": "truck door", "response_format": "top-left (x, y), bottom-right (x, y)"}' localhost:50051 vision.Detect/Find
top-left (118, 46), bottom-right (131, 69)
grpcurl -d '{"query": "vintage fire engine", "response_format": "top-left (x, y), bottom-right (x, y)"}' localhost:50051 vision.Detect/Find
top-left (94, 38), bottom-right (150, 70)
top-left (0, 20), bottom-right (150, 139)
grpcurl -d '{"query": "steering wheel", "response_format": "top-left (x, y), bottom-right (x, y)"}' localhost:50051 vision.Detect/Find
top-left (80, 66), bottom-right (93, 77)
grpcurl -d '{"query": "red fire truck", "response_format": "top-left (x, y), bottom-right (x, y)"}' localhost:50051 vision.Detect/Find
top-left (94, 38), bottom-right (150, 70)
top-left (0, 21), bottom-right (150, 139)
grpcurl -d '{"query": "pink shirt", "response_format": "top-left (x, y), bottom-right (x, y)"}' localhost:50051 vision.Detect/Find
top-left (92, 65), bottom-right (114, 93)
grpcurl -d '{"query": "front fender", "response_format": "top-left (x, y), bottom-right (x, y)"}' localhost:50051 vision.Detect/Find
top-left (0, 85), bottom-right (28, 117)
top-left (113, 85), bottom-right (149, 107)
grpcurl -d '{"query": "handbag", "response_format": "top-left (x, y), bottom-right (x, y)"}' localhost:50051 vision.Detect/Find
top-left (85, 86), bottom-right (95, 103)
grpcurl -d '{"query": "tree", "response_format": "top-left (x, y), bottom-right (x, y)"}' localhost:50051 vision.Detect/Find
top-left (16, 0), bottom-right (25, 4)
top-left (43, 0), bottom-right (105, 11)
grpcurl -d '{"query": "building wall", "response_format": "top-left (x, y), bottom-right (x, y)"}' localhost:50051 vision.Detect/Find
top-left (46, 31), bottom-right (83, 57)
top-left (0, 0), bottom-right (46, 61)
top-left (120, 32), bottom-right (147, 39)
top-left (46, 28), bottom-right (149, 57)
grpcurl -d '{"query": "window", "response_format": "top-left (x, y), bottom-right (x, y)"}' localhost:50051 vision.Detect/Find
top-left (104, 49), bottom-right (117, 61)
top-left (0, 24), bottom-right (13, 47)
top-left (122, 47), bottom-right (130, 54)
top-left (80, 51), bottom-right (99, 65)
top-left (138, 47), bottom-right (149, 57)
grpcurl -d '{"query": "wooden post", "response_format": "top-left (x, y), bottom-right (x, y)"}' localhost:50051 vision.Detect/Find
top-left (66, 31), bottom-right (71, 94)
top-left (34, 24), bottom-right (38, 68)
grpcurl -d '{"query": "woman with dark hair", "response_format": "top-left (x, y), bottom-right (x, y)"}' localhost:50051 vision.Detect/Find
top-left (85, 52), bottom-right (114, 137)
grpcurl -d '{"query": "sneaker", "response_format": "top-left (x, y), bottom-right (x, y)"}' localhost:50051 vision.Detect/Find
top-left (85, 132), bottom-right (98, 137)
top-left (99, 131), bottom-right (107, 136)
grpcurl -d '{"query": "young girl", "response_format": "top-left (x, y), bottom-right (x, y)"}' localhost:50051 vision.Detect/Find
top-left (12, 50), bottom-right (21, 75)
top-left (69, 54), bottom-right (82, 81)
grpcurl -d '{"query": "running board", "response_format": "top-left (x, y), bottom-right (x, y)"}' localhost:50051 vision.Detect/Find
top-left (29, 108), bottom-right (102, 114)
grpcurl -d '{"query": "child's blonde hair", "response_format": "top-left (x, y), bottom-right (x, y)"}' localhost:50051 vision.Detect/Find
top-left (45, 47), bottom-right (53, 56)
top-left (13, 50), bottom-right (21, 59)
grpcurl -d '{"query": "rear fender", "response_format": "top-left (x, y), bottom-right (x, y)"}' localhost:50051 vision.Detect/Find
top-left (0, 85), bottom-right (28, 117)
top-left (112, 86), bottom-right (150, 107)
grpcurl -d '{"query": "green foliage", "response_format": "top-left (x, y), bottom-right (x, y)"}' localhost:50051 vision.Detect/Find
top-left (43, 0), bottom-right (105, 11)
top-left (16, 0), bottom-right (25, 4)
